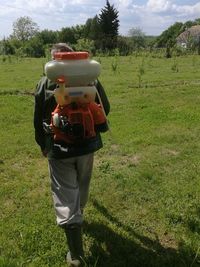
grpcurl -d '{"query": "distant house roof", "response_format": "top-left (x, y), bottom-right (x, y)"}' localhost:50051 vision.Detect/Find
top-left (177, 25), bottom-right (200, 44)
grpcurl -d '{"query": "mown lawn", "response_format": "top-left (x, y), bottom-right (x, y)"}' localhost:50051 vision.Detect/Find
top-left (0, 54), bottom-right (200, 267)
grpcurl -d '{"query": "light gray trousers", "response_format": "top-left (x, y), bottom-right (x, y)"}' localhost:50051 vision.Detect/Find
top-left (48, 153), bottom-right (94, 226)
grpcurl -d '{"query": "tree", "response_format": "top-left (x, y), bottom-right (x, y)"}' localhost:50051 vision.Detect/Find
top-left (74, 38), bottom-right (95, 54)
top-left (11, 16), bottom-right (39, 42)
top-left (0, 38), bottom-right (15, 55)
top-left (59, 25), bottom-right (85, 45)
top-left (71, 25), bottom-right (85, 41)
top-left (58, 27), bottom-right (76, 44)
top-left (37, 29), bottom-right (59, 45)
top-left (24, 36), bottom-right (45, 57)
top-left (181, 20), bottom-right (196, 32)
top-left (117, 36), bottom-right (133, 55)
top-left (155, 22), bottom-right (183, 48)
top-left (98, 0), bottom-right (120, 50)
top-left (128, 27), bottom-right (146, 49)
top-left (84, 16), bottom-right (102, 41)
top-left (195, 18), bottom-right (200, 25)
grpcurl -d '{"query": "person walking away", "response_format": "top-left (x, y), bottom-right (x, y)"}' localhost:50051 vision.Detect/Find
top-left (34, 43), bottom-right (110, 266)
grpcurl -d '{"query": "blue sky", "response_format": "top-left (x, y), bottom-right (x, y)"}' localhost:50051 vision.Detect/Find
top-left (0, 0), bottom-right (200, 39)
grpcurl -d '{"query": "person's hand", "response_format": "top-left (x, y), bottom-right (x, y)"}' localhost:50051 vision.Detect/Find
top-left (42, 149), bottom-right (48, 157)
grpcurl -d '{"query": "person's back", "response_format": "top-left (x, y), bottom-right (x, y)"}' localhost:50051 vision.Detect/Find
top-left (34, 43), bottom-right (110, 266)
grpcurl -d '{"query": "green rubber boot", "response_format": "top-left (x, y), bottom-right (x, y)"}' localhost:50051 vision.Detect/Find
top-left (64, 224), bottom-right (84, 267)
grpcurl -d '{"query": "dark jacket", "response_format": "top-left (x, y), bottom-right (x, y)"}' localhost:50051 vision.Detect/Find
top-left (34, 77), bottom-right (110, 159)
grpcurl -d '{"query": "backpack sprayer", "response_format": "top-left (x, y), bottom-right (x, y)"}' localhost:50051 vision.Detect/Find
top-left (44, 51), bottom-right (108, 144)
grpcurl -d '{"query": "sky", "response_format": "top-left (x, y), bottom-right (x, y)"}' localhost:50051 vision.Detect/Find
top-left (0, 0), bottom-right (200, 39)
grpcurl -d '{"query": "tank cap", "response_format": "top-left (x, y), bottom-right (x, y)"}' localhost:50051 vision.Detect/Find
top-left (54, 52), bottom-right (89, 60)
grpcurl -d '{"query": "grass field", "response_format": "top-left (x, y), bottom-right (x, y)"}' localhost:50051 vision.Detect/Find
top-left (0, 54), bottom-right (200, 267)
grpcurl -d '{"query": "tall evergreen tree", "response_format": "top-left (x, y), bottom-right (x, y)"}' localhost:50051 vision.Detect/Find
top-left (98, 0), bottom-right (120, 50)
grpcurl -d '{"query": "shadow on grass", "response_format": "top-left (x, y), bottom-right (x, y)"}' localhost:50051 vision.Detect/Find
top-left (84, 199), bottom-right (199, 267)
top-left (186, 207), bottom-right (200, 235)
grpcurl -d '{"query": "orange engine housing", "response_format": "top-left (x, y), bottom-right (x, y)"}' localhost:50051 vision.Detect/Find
top-left (51, 102), bottom-right (106, 144)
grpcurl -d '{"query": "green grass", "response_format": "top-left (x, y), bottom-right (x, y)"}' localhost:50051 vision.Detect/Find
top-left (1, 54), bottom-right (200, 266)
top-left (0, 57), bottom-right (46, 92)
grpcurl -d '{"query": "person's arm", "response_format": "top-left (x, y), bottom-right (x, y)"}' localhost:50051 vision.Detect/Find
top-left (95, 79), bottom-right (110, 116)
top-left (89, 102), bottom-right (109, 133)
top-left (33, 77), bottom-right (46, 153)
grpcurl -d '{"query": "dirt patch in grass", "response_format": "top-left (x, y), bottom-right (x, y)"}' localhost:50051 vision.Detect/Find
top-left (121, 154), bottom-right (141, 166)
top-left (162, 148), bottom-right (180, 156)
top-left (159, 232), bottom-right (178, 249)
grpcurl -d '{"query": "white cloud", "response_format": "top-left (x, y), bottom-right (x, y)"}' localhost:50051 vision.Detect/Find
top-left (0, 0), bottom-right (200, 39)
top-left (146, 0), bottom-right (172, 12)
top-left (172, 2), bottom-right (200, 17)
top-left (118, 0), bottom-right (200, 35)
top-left (116, 0), bottom-right (133, 7)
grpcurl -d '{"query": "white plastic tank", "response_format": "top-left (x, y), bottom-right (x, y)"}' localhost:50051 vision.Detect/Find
top-left (45, 52), bottom-right (101, 86)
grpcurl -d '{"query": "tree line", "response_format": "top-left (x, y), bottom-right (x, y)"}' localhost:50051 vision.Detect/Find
top-left (1, 1), bottom-right (122, 57)
top-left (1, 0), bottom-right (200, 58)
